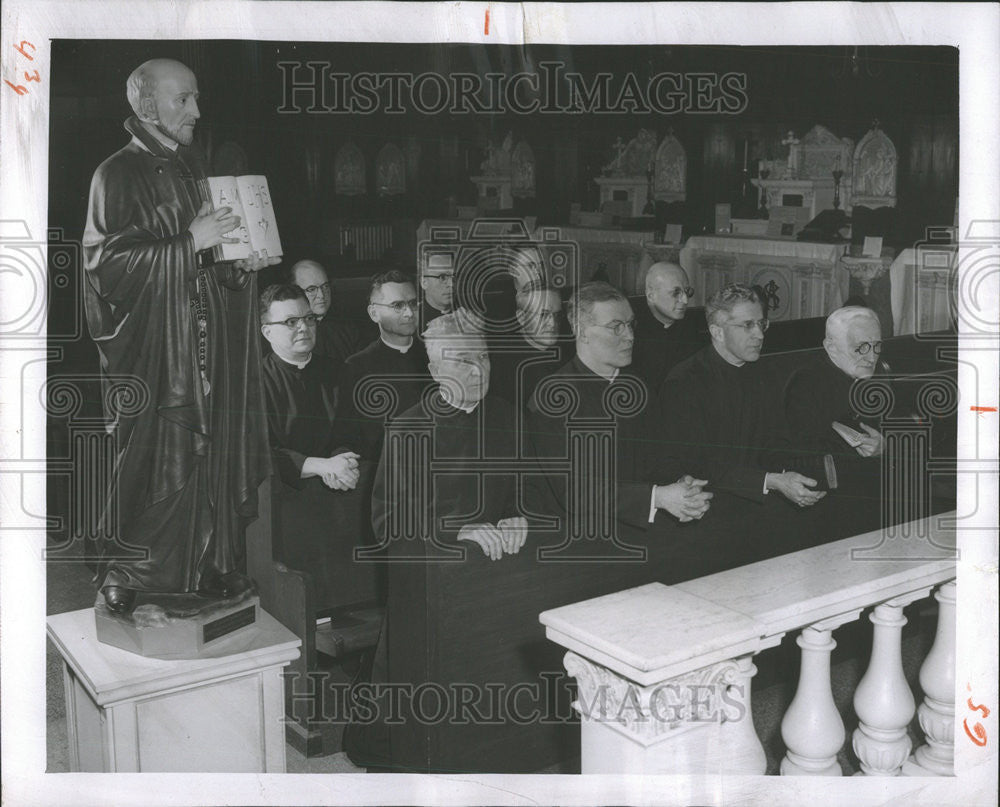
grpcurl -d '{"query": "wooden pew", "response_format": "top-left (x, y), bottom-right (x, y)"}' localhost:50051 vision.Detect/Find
top-left (246, 467), bottom-right (383, 756)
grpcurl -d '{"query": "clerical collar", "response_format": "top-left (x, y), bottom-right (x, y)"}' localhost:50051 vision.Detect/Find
top-left (577, 354), bottom-right (620, 382)
top-left (125, 116), bottom-right (181, 156)
top-left (648, 303), bottom-right (676, 330)
top-left (132, 134), bottom-right (178, 154)
top-left (711, 343), bottom-right (745, 368)
top-left (274, 352), bottom-right (312, 370)
top-left (438, 389), bottom-right (479, 414)
top-left (381, 335), bottom-right (413, 354)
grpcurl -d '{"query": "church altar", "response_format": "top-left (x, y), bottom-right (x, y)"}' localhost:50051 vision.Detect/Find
top-left (552, 225), bottom-right (662, 295)
top-left (679, 234), bottom-right (849, 321)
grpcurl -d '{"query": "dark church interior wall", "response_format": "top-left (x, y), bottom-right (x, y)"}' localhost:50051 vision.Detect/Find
top-left (45, 41), bottom-right (959, 560)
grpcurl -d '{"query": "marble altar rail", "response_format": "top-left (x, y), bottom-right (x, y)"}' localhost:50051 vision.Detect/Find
top-left (540, 514), bottom-right (957, 776)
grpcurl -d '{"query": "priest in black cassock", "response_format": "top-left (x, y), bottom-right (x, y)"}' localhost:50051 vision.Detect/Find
top-left (259, 283), bottom-right (362, 604)
top-left (291, 258), bottom-right (368, 369)
top-left (526, 282), bottom-right (712, 566)
top-left (779, 306), bottom-right (889, 538)
top-left (630, 262), bottom-right (704, 395)
top-left (345, 310), bottom-right (528, 770)
top-left (657, 283), bottom-right (828, 563)
top-left (336, 270), bottom-right (431, 462)
top-left (487, 282), bottom-right (569, 417)
top-left (418, 252), bottom-right (454, 333)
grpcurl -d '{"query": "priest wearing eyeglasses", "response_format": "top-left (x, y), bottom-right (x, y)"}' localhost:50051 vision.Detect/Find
top-left (291, 258), bottom-right (366, 369)
top-left (259, 283), bottom-right (361, 603)
top-left (630, 262), bottom-right (703, 395)
top-left (335, 270), bottom-right (431, 463)
top-left (525, 282), bottom-right (713, 564)
top-left (657, 284), bottom-right (832, 560)
top-left (778, 306), bottom-right (889, 537)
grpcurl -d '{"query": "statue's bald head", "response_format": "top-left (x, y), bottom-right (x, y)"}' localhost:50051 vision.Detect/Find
top-left (127, 59), bottom-right (195, 118)
top-left (644, 262), bottom-right (691, 325)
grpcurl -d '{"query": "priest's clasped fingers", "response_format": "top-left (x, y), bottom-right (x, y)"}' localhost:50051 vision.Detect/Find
top-left (317, 452), bottom-right (360, 490)
top-left (497, 516), bottom-right (529, 554)
top-left (189, 200), bottom-right (241, 252)
top-left (321, 473), bottom-right (350, 491)
top-left (457, 524), bottom-right (506, 561)
top-left (655, 480), bottom-right (713, 522)
top-left (854, 423), bottom-right (884, 458)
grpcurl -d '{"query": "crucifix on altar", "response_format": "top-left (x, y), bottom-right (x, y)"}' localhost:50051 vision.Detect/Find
top-left (782, 130), bottom-right (800, 175)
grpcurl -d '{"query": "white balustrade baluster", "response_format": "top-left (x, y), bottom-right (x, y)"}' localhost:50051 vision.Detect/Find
top-left (851, 590), bottom-right (929, 775)
top-left (903, 581), bottom-right (956, 775)
top-left (780, 616), bottom-right (857, 776)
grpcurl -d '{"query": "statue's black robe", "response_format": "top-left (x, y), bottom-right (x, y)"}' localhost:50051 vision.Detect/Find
top-left (82, 116), bottom-right (268, 593)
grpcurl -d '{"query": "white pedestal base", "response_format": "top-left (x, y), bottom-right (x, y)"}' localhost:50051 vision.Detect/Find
top-left (48, 606), bottom-right (300, 772)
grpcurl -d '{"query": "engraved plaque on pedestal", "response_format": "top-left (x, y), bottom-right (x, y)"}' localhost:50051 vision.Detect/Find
top-left (95, 587), bottom-right (261, 659)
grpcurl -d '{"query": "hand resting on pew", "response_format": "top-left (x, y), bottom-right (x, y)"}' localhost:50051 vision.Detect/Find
top-left (459, 517), bottom-right (528, 561)
top-left (653, 476), bottom-right (713, 522)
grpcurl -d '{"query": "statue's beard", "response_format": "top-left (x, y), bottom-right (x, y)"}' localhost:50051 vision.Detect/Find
top-left (156, 120), bottom-right (195, 147)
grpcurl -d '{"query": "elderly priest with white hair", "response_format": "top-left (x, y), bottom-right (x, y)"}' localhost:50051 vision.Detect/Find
top-left (779, 305), bottom-right (889, 538)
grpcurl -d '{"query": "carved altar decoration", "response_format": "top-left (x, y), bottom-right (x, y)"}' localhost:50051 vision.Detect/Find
top-left (753, 125), bottom-right (855, 217)
top-left (471, 132), bottom-right (514, 209)
top-left (595, 129), bottom-right (658, 218)
top-left (653, 132), bottom-right (686, 202)
top-left (852, 124), bottom-right (898, 208)
top-left (334, 141), bottom-right (366, 196)
top-left (511, 139), bottom-right (536, 199)
top-left (375, 142), bottom-right (406, 197)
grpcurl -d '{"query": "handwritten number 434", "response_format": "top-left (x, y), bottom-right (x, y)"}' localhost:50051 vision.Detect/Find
top-left (5, 40), bottom-right (39, 96)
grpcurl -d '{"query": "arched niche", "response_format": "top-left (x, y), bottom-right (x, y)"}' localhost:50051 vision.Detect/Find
top-left (511, 140), bottom-right (536, 198)
top-left (852, 126), bottom-right (898, 208)
top-left (376, 142), bottom-right (406, 196)
top-left (334, 141), bottom-right (366, 196)
top-left (654, 132), bottom-right (686, 202)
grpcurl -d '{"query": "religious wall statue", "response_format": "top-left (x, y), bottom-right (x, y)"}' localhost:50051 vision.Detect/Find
top-left (480, 131), bottom-right (514, 177)
top-left (335, 141), bottom-right (366, 196)
top-left (852, 124), bottom-right (897, 206)
top-left (376, 142), bottom-right (406, 196)
top-left (602, 129), bottom-right (657, 178)
top-left (511, 139), bottom-right (536, 198)
top-left (82, 59), bottom-right (278, 616)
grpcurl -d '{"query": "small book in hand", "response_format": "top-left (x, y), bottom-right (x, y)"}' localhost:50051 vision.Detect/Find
top-left (832, 420), bottom-right (865, 448)
top-left (200, 175), bottom-right (283, 262)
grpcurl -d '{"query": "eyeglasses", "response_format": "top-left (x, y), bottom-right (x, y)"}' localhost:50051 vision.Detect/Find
top-left (668, 286), bottom-right (695, 300)
top-left (724, 318), bottom-right (770, 333)
top-left (593, 318), bottom-right (636, 337)
top-left (302, 282), bottom-right (331, 297)
top-left (425, 274), bottom-right (454, 285)
top-left (264, 313), bottom-right (318, 329)
top-left (372, 299), bottom-right (419, 314)
top-left (854, 341), bottom-right (883, 356)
